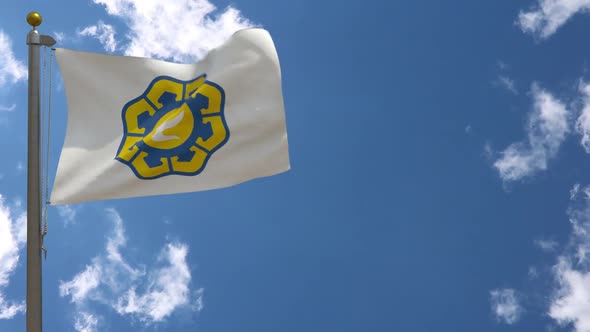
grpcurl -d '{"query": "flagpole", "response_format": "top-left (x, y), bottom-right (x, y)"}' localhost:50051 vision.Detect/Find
top-left (26, 12), bottom-right (55, 332)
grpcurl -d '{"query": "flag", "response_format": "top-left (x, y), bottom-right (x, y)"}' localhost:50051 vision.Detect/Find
top-left (50, 28), bottom-right (290, 205)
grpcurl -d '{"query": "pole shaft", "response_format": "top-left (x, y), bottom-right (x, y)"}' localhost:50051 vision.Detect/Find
top-left (26, 28), bottom-right (42, 332)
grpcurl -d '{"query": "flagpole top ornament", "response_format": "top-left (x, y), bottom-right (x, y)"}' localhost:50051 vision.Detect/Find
top-left (26, 12), bottom-right (42, 28)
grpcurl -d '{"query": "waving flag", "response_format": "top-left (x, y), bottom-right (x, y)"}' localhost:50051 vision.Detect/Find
top-left (50, 29), bottom-right (289, 205)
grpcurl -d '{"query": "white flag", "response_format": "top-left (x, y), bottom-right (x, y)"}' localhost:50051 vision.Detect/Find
top-left (50, 29), bottom-right (290, 205)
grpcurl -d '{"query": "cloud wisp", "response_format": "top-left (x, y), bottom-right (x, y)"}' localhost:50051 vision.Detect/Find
top-left (535, 239), bottom-right (559, 252)
top-left (59, 208), bottom-right (203, 331)
top-left (490, 288), bottom-right (523, 324)
top-left (0, 195), bottom-right (26, 319)
top-left (56, 205), bottom-right (78, 225)
top-left (0, 30), bottom-right (26, 87)
top-left (78, 21), bottom-right (117, 53)
top-left (87, 0), bottom-right (254, 62)
top-left (493, 85), bottom-right (569, 182)
top-left (0, 104), bottom-right (16, 112)
top-left (518, 0), bottom-right (590, 39)
top-left (495, 75), bottom-right (518, 95)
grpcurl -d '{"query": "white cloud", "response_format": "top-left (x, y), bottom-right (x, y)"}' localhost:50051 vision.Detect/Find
top-left (567, 195), bottom-right (590, 265)
top-left (60, 264), bottom-right (102, 305)
top-left (493, 85), bottom-right (569, 181)
top-left (518, 0), bottom-right (590, 39)
top-left (572, 183), bottom-right (582, 199)
top-left (483, 141), bottom-right (494, 159)
top-left (53, 32), bottom-right (66, 44)
top-left (192, 288), bottom-right (204, 312)
top-left (0, 294), bottom-right (24, 320)
top-left (74, 312), bottom-right (98, 332)
top-left (90, 0), bottom-right (254, 62)
top-left (496, 75), bottom-right (518, 94)
top-left (0, 104), bottom-right (15, 112)
top-left (575, 82), bottom-right (590, 153)
top-left (501, 186), bottom-right (590, 330)
top-left (60, 208), bottom-right (202, 330)
top-left (536, 239), bottom-right (560, 252)
top-left (490, 288), bottom-right (523, 324)
top-left (12, 198), bottom-right (22, 210)
top-left (57, 205), bottom-right (78, 225)
top-left (546, 186), bottom-right (590, 331)
top-left (78, 21), bottom-right (117, 53)
top-left (497, 61), bottom-right (510, 71)
top-left (114, 244), bottom-right (201, 323)
top-left (0, 195), bottom-right (26, 319)
top-left (550, 259), bottom-right (590, 331)
top-left (0, 30), bottom-right (26, 87)
top-left (102, 209), bottom-right (142, 281)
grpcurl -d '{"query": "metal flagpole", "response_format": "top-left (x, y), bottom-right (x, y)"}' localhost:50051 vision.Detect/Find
top-left (26, 12), bottom-right (55, 332)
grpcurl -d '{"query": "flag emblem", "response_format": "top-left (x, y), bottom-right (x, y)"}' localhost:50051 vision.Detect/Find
top-left (115, 74), bottom-right (229, 179)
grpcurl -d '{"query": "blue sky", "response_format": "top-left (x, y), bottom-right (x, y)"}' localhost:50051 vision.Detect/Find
top-left (3, 0), bottom-right (590, 331)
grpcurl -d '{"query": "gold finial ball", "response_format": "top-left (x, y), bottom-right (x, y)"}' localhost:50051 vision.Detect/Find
top-left (26, 12), bottom-right (42, 27)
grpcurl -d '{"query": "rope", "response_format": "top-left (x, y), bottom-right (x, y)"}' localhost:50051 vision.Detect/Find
top-left (45, 49), bottom-right (54, 209)
top-left (40, 47), bottom-right (54, 260)
top-left (40, 47), bottom-right (46, 208)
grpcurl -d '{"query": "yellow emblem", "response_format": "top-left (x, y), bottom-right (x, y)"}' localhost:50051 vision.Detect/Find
top-left (115, 75), bottom-right (229, 179)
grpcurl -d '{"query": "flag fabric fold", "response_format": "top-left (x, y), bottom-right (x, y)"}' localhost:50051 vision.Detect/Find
top-left (50, 28), bottom-right (289, 205)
